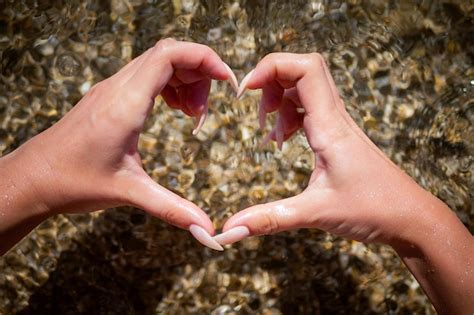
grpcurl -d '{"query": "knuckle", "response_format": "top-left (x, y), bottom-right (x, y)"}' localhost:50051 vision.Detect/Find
top-left (87, 81), bottom-right (104, 97)
top-left (202, 45), bottom-right (215, 57)
top-left (262, 52), bottom-right (281, 65)
top-left (161, 207), bottom-right (177, 225)
top-left (80, 81), bottom-right (107, 107)
top-left (308, 52), bottom-right (326, 68)
top-left (122, 88), bottom-right (147, 105)
top-left (260, 210), bottom-right (280, 235)
top-left (154, 38), bottom-right (176, 54)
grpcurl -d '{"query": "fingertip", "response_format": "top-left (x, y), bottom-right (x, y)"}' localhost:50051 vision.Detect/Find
top-left (237, 69), bottom-right (255, 99)
top-left (223, 62), bottom-right (239, 94)
top-left (192, 107), bottom-right (207, 135)
top-left (260, 128), bottom-right (275, 148)
top-left (188, 211), bottom-right (216, 235)
top-left (213, 226), bottom-right (250, 245)
top-left (189, 224), bottom-right (224, 251)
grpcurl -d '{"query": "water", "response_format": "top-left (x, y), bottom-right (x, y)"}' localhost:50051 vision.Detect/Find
top-left (0, 0), bottom-right (473, 314)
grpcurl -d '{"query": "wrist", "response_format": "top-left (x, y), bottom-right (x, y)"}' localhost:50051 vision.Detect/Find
top-left (387, 185), bottom-right (474, 314)
top-left (388, 182), bottom-right (473, 260)
top-left (389, 187), bottom-right (461, 249)
top-left (0, 142), bottom-right (59, 254)
top-left (1, 139), bottom-right (56, 218)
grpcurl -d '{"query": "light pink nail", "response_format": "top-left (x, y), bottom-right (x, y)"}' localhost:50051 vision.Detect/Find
top-left (237, 69), bottom-right (255, 99)
top-left (213, 226), bottom-right (250, 245)
top-left (192, 106), bottom-right (208, 135)
top-left (275, 114), bottom-right (284, 150)
top-left (189, 224), bottom-right (224, 251)
top-left (260, 128), bottom-right (275, 148)
top-left (258, 100), bottom-right (267, 131)
top-left (223, 62), bottom-right (239, 94)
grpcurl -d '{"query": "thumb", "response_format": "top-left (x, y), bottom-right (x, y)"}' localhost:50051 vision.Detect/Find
top-left (216, 191), bottom-right (318, 245)
top-left (121, 172), bottom-right (223, 249)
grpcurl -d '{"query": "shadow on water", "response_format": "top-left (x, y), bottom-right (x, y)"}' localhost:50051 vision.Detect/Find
top-left (18, 208), bottom-right (376, 315)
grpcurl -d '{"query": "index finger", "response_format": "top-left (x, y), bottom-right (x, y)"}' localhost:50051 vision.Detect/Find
top-left (131, 39), bottom-right (230, 94)
top-left (239, 53), bottom-right (351, 152)
top-left (116, 39), bottom-right (232, 129)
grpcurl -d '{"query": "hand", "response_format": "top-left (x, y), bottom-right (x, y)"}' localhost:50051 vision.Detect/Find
top-left (0, 39), bottom-right (237, 253)
top-left (219, 52), bottom-right (429, 244)
top-left (215, 53), bottom-right (474, 314)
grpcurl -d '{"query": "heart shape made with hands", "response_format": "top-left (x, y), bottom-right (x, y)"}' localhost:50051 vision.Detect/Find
top-left (136, 43), bottom-right (338, 251)
top-left (178, 67), bottom-right (304, 251)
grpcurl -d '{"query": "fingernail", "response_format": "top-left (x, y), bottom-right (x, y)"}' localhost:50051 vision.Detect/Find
top-left (213, 226), bottom-right (250, 245)
top-left (260, 129), bottom-right (275, 148)
top-left (223, 62), bottom-right (239, 95)
top-left (192, 106), bottom-right (207, 135)
top-left (237, 69), bottom-right (255, 99)
top-left (258, 100), bottom-right (267, 131)
top-left (275, 114), bottom-right (284, 150)
top-left (189, 224), bottom-right (224, 251)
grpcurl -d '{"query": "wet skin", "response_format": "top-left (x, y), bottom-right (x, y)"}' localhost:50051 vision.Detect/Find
top-left (0, 40), bottom-right (472, 314)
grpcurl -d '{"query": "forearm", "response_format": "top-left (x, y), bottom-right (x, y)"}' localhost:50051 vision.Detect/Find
top-left (0, 144), bottom-right (52, 255)
top-left (391, 192), bottom-right (474, 314)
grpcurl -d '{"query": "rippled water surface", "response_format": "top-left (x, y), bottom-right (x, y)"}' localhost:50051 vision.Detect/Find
top-left (1, 0), bottom-right (473, 314)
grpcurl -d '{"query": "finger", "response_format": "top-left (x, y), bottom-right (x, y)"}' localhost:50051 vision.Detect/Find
top-left (260, 125), bottom-right (300, 148)
top-left (192, 105), bottom-right (207, 135)
top-left (275, 113), bottom-right (284, 150)
top-left (245, 54), bottom-right (337, 118)
top-left (237, 69), bottom-right (254, 99)
top-left (182, 79), bottom-right (211, 116)
top-left (161, 85), bottom-right (181, 109)
top-left (261, 128), bottom-right (298, 147)
top-left (283, 87), bottom-right (302, 107)
top-left (257, 88), bottom-right (302, 134)
top-left (168, 75), bottom-right (183, 87)
top-left (223, 62), bottom-right (239, 94)
top-left (237, 53), bottom-right (348, 150)
top-left (259, 81), bottom-right (284, 131)
top-left (119, 39), bottom-right (229, 130)
top-left (260, 128), bottom-right (276, 148)
top-left (261, 81), bottom-right (284, 113)
top-left (261, 96), bottom-right (304, 147)
top-left (168, 70), bottom-right (207, 88)
top-left (128, 40), bottom-right (228, 98)
top-left (258, 99), bottom-right (267, 131)
top-left (177, 79), bottom-right (211, 134)
top-left (177, 85), bottom-right (201, 117)
top-left (123, 172), bottom-right (215, 235)
top-left (170, 65), bottom-right (235, 93)
top-left (162, 73), bottom-right (213, 136)
top-left (278, 94), bottom-right (304, 139)
top-left (218, 192), bottom-right (317, 242)
top-left (172, 69), bottom-right (206, 86)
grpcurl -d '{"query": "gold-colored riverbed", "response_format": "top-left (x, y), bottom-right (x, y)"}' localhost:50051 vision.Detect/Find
top-left (0, 1), bottom-right (472, 314)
